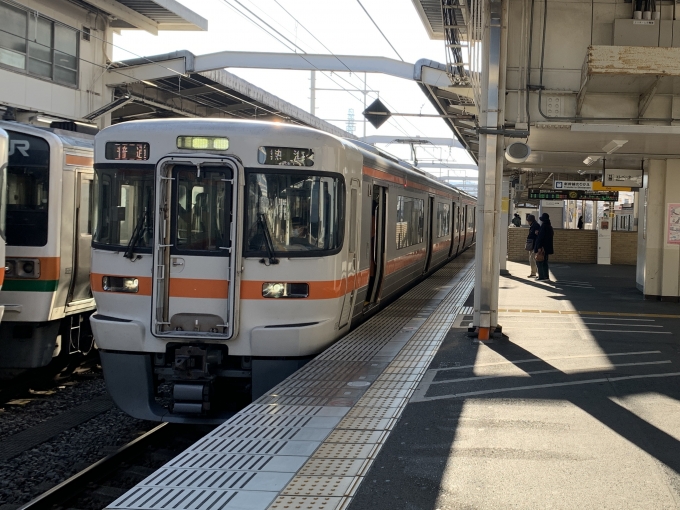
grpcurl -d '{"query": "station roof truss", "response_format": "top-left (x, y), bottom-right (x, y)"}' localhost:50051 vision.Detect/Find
top-left (410, 1), bottom-right (478, 162)
top-left (104, 57), bottom-right (355, 139)
top-left (82, 0), bottom-right (207, 32)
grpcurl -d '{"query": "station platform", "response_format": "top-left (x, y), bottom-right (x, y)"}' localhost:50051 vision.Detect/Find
top-left (107, 255), bottom-right (680, 510)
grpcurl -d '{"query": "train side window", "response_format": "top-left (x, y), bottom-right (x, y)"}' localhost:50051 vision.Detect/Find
top-left (396, 195), bottom-right (424, 249)
top-left (436, 202), bottom-right (450, 238)
top-left (79, 179), bottom-right (93, 235)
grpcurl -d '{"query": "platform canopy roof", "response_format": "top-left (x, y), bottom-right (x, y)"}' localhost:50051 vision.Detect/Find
top-left (82, 0), bottom-right (207, 33)
top-left (95, 53), bottom-right (354, 138)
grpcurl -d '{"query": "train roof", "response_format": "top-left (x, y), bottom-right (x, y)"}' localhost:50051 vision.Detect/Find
top-left (0, 120), bottom-right (93, 151)
top-left (96, 118), bottom-right (476, 201)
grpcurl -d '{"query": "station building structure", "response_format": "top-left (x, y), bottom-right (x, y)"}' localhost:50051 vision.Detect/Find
top-left (412, 0), bottom-right (680, 316)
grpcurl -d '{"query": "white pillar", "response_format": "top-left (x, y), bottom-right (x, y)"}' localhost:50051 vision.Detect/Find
top-left (500, 176), bottom-right (510, 275)
top-left (473, 0), bottom-right (506, 338)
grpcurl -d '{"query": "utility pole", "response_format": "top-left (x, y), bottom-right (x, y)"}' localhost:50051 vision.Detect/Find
top-left (310, 70), bottom-right (316, 115)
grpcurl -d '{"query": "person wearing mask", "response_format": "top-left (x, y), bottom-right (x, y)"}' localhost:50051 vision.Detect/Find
top-left (526, 214), bottom-right (539, 278)
top-left (535, 213), bottom-right (554, 281)
top-left (511, 213), bottom-right (521, 227)
top-left (577, 216), bottom-right (584, 229)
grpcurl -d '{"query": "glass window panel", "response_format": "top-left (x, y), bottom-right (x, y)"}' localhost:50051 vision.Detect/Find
top-left (0, 32), bottom-right (26, 55)
top-left (0, 48), bottom-right (25, 69)
top-left (54, 50), bottom-right (76, 70)
top-left (0, 3), bottom-right (27, 38)
top-left (54, 24), bottom-right (77, 58)
top-left (396, 196), bottom-right (424, 249)
top-left (28, 58), bottom-right (51, 78)
top-left (93, 167), bottom-right (154, 249)
top-left (175, 166), bottom-right (231, 252)
top-left (80, 180), bottom-right (93, 235)
top-left (437, 202), bottom-right (450, 238)
top-left (245, 172), bottom-right (345, 255)
top-left (28, 16), bottom-right (52, 61)
top-left (54, 65), bottom-right (76, 85)
top-left (6, 132), bottom-right (50, 247)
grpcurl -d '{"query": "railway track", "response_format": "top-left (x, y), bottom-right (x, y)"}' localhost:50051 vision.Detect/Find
top-left (18, 422), bottom-right (217, 510)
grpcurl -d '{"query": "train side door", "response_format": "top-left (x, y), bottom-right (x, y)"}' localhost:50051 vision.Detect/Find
top-left (365, 184), bottom-right (387, 305)
top-left (338, 179), bottom-right (361, 328)
top-left (462, 205), bottom-right (468, 247)
top-left (67, 171), bottom-right (94, 303)
top-left (424, 196), bottom-right (435, 272)
top-left (152, 157), bottom-right (241, 340)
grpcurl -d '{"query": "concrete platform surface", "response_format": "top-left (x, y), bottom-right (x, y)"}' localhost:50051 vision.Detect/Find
top-left (349, 261), bottom-right (680, 510)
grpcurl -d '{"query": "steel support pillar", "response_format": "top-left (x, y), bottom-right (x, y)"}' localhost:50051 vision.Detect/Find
top-left (500, 176), bottom-right (510, 275)
top-left (473, 0), bottom-right (507, 340)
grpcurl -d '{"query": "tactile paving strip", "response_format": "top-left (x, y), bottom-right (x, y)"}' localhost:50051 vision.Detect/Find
top-left (107, 250), bottom-right (474, 510)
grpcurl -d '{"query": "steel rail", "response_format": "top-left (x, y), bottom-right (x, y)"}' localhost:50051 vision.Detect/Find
top-left (17, 423), bottom-right (169, 510)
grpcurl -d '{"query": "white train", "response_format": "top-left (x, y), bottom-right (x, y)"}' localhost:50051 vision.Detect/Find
top-left (91, 119), bottom-right (476, 423)
top-left (0, 121), bottom-right (96, 378)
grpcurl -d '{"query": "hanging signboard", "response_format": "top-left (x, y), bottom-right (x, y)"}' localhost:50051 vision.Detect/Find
top-left (592, 180), bottom-right (631, 192)
top-left (529, 189), bottom-right (619, 202)
top-left (553, 180), bottom-right (593, 190)
top-left (541, 200), bottom-right (563, 207)
top-left (667, 203), bottom-right (680, 245)
top-left (603, 169), bottom-right (643, 188)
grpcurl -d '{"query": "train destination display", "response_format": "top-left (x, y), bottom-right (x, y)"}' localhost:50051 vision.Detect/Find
top-left (258, 146), bottom-right (314, 166)
top-left (105, 142), bottom-right (150, 161)
top-left (529, 189), bottom-right (619, 201)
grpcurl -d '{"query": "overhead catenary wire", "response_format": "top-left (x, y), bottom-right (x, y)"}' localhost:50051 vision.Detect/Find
top-left (355, 0), bottom-right (404, 62)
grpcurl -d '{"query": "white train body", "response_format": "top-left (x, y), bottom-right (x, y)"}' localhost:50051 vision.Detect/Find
top-left (91, 119), bottom-right (476, 423)
top-left (0, 121), bottom-right (95, 377)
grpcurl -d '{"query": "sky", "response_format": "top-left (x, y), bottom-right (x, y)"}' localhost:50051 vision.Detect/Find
top-left (112, 0), bottom-right (477, 189)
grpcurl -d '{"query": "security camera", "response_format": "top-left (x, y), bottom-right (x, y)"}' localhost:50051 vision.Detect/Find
top-left (505, 142), bottom-right (531, 164)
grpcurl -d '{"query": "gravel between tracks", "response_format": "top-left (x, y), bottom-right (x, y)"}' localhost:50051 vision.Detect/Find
top-left (0, 373), bottom-right (156, 507)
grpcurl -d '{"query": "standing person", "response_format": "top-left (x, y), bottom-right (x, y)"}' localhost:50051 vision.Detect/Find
top-left (577, 216), bottom-right (584, 229)
top-left (511, 213), bottom-right (521, 227)
top-left (526, 214), bottom-right (539, 278)
top-left (535, 213), bottom-right (554, 281)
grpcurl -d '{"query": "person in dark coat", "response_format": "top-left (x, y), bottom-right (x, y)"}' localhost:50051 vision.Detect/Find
top-left (535, 213), bottom-right (554, 281)
top-left (577, 216), bottom-right (584, 229)
top-left (526, 214), bottom-right (539, 277)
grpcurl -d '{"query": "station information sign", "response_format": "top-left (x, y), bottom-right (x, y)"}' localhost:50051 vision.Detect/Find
top-left (529, 189), bottom-right (619, 202)
top-left (553, 180), bottom-right (593, 190)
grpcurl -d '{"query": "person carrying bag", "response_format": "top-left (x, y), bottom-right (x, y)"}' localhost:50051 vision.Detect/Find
top-left (534, 213), bottom-right (554, 281)
top-left (525, 214), bottom-right (539, 277)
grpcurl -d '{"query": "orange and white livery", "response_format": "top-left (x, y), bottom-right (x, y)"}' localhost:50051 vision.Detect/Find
top-left (91, 119), bottom-right (475, 423)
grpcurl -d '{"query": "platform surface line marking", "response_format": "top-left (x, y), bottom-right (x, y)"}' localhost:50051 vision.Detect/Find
top-left (413, 372), bottom-right (680, 402)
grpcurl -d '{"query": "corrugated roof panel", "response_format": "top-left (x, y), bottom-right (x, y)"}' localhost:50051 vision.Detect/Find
top-left (112, 0), bottom-right (208, 30)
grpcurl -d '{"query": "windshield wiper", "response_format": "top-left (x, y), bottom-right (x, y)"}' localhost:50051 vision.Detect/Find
top-left (124, 190), bottom-right (151, 261)
top-left (124, 207), bottom-right (147, 261)
top-left (257, 213), bottom-right (279, 265)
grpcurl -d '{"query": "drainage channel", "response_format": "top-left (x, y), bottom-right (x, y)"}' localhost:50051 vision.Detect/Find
top-left (107, 251), bottom-right (475, 510)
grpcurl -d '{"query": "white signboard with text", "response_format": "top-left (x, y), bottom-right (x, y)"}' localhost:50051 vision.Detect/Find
top-left (604, 169), bottom-right (643, 188)
top-left (553, 180), bottom-right (593, 190)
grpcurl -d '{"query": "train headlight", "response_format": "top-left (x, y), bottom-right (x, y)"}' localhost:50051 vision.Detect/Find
top-left (6, 258), bottom-right (40, 278)
top-left (103, 276), bottom-right (139, 293)
top-left (262, 282), bottom-right (309, 298)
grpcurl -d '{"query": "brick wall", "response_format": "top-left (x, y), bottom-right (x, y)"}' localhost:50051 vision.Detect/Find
top-left (611, 231), bottom-right (637, 265)
top-left (508, 228), bottom-right (638, 265)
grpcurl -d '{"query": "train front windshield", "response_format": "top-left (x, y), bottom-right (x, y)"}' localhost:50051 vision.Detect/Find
top-left (245, 172), bottom-right (344, 256)
top-left (92, 167), bottom-right (154, 251)
top-left (6, 132), bottom-right (50, 247)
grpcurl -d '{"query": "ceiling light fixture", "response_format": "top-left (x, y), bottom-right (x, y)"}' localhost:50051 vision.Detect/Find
top-left (602, 139), bottom-right (628, 154)
top-left (583, 155), bottom-right (601, 166)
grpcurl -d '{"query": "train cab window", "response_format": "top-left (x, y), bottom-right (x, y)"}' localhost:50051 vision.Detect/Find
top-left (174, 166), bottom-right (231, 252)
top-left (6, 132), bottom-right (49, 246)
top-left (436, 203), bottom-right (451, 238)
top-left (396, 196), bottom-right (424, 249)
top-left (93, 167), bottom-right (153, 251)
top-left (245, 171), bottom-right (345, 256)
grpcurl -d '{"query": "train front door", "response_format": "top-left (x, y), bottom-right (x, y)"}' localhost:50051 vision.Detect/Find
top-left (152, 157), bottom-right (241, 340)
